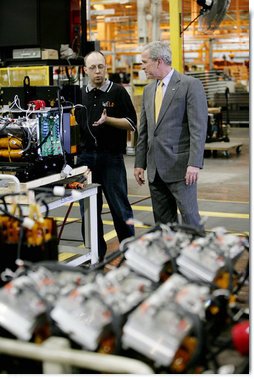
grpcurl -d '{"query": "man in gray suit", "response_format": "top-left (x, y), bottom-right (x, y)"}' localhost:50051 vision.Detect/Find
top-left (134, 41), bottom-right (208, 229)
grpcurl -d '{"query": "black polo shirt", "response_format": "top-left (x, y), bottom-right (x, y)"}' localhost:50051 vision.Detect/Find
top-left (75, 80), bottom-right (137, 154)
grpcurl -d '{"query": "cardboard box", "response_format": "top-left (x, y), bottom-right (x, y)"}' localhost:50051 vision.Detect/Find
top-left (42, 49), bottom-right (59, 60)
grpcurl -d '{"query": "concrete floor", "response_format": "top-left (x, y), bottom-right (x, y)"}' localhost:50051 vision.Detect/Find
top-left (54, 126), bottom-right (249, 257)
top-left (106, 126), bottom-right (249, 252)
top-left (125, 126), bottom-right (249, 203)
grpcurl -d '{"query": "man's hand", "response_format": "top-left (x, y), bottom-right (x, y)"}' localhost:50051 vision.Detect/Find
top-left (134, 167), bottom-right (145, 186)
top-left (185, 165), bottom-right (200, 185)
top-left (92, 108), bottom-right (107, 127)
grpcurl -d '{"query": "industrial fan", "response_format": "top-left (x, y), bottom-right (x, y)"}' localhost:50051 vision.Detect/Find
top-left (181, 0), bottom-right (231, 35)
top-left (198, 0), bottom-right (231, 31)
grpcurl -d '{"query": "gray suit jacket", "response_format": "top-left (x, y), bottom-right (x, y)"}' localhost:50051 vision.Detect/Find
top-left (135, 70), bottom-right (208, 183)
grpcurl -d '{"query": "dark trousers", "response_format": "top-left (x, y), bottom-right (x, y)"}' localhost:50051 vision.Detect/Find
top-left (149, 171), bottom-right (202, 228)
top-left (78, 151), bottom-right (134, 261)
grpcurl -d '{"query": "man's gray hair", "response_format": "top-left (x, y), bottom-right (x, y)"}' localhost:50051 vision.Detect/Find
top-left (142, 41), bottom-right (172, 65)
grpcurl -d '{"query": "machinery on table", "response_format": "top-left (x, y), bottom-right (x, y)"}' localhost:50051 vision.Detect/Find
top-left (0, 84), bottom-right (80, 182)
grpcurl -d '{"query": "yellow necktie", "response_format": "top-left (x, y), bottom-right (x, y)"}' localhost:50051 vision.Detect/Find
top-left (155, 80), bottom-right (164, 122)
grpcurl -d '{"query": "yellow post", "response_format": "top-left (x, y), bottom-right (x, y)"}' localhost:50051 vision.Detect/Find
top-left (169, 0), bottom-right (183, 73)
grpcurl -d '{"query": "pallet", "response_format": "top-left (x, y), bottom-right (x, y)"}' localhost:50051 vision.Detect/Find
top-left (204, 142), bottom-right (243, 158)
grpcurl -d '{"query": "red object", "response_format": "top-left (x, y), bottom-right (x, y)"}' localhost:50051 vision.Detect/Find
top-left (66, 182), bottom-right (85, 189)
top-left (231, 320), bottom-right (249, 356)
top-left (28, 100), bottom-right (46, 110)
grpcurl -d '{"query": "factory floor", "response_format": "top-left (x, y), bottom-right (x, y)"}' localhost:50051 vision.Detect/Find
top-left (54, 126), bottom-right (249, 257)
top-left (106, 126), bottom-right (250, 253)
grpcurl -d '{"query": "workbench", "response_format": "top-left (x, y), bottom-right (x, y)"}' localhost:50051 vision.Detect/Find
top-left (0, 166), bottom-right (99, 266)
top-left (38, 184), bottom-right (99, 266)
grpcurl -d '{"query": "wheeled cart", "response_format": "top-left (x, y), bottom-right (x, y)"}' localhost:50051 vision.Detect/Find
top-left (204, 142), bottom-right (243, 158)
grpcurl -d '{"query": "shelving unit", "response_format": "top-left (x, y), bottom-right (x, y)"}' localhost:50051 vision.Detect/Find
top-left (213, 91), bottom-right (249, 126)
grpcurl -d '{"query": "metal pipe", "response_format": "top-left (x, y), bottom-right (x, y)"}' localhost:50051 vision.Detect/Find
top-left (0, 174), bottom-right (21, 192)
top-left (0, 336), bottom-right (154, 374)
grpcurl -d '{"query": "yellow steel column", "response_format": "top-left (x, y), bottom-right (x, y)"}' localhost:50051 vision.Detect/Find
top-left (169, 0), bottom-right (183, 73)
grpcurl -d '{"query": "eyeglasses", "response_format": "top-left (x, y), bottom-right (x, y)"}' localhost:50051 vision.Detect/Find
top-left (87, 64), bottom-right (106, 71)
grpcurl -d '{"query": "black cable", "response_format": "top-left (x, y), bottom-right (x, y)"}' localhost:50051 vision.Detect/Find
top-left (0, 196), bottom-right (8, 212)
top-left (57, 202), bottom-right (74, 242)
top-left (180, 5), bottom-right (212, 35)
top-left (19, 125), bottom-right (32, 154)
top-left (232, 260), bottom-right (249, 295)
top-left (36, 127), bottom-right (52, 150)
top-left (181, 12), bottom-right (202, 35)
top-left (38, 199), bottom-right (49, 218)
top-left (0, 192), bottom-right (26, 208)
top-left (0, 205), bottom-right (24, 224)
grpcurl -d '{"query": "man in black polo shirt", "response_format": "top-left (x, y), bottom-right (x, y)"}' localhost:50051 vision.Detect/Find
top-left (75, 51), bottom-right (137, 263)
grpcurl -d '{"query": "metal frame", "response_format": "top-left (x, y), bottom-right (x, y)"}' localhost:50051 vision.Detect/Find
top-left (0, 167), bottom-right (99, 265)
